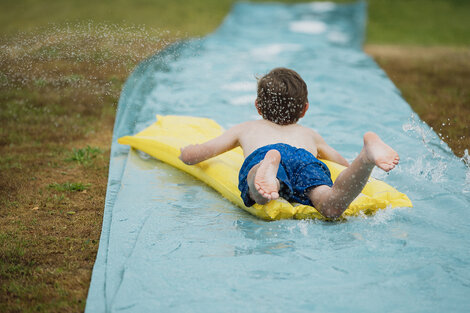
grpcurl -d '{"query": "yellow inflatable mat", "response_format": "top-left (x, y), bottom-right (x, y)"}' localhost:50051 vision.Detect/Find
top-left (118, 115), bottom-right (412, 220)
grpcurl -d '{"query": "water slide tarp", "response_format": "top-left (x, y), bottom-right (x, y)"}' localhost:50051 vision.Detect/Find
top-left (86, 2), bottom-right (470, 312)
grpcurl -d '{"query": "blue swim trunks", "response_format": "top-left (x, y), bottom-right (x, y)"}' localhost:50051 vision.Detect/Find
top-left (238, 143), bottom-right (333, 207)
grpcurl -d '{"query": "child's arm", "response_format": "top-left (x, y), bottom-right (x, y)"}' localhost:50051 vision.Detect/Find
top-left (313, 131), bottom-right (350, 167)
top-left (179, 124), bottom-right (242, 165)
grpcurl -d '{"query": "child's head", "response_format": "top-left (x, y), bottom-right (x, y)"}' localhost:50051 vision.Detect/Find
top-left (256, 67), bottom-right (308, 125)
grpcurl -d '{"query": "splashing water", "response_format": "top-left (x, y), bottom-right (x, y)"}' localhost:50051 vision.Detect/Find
top-left (0, 22), bottom-right (173, 97)
top-left (0, 22), bottom-right (177, 144)
top-left (402, 113), bottom-right (469, 194)
top-left (461, 149), bottom-right (470, 194)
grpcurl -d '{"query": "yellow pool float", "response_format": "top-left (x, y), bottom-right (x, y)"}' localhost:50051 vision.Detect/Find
top-left (118, 115), bottom-right (412, 220)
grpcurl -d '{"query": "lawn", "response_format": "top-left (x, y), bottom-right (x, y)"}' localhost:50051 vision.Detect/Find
top-left (0, 0), bottom-right (469, 312)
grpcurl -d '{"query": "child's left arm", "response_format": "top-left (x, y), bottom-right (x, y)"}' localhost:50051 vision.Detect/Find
top-left (179, 124), bottom-right (242, 165)
top-left (313, 132), bottom-right (350, 167)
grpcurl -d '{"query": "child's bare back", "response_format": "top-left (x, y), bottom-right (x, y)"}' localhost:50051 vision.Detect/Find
top-left (180, 68), bottom-right (399, 219)
top-left (234, 119), bottom-right (320, 156)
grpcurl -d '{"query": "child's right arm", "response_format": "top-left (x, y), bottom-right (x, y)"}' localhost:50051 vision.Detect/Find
top-left (179, 124), bottom-right (242, 165)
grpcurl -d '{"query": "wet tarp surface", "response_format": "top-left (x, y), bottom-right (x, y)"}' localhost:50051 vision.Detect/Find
top-left (86, 2), bottom-right (470, 312)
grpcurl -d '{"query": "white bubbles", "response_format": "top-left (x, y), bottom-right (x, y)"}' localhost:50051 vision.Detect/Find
top-left (229, 95), bottom-right (255, 106)
top-left (252, 44), bottom-right (282, 57)
top-left (289, 20), bottom-right (327, 35)
top-left (292, 220), bottom-right (310, 236)
top-left (310, 2), bottom-right (336, 13)
top-left (366, 205), bottom-right (400, 225)
top-left (221, 81), bottom-right (255, 92)
top-left (327, 30), bottom-right (349, 44)
top-left (250, 43), bottom-right (301, 58)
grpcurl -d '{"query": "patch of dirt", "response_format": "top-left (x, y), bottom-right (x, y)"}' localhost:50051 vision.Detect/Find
top-left (0, 25), bottom-right (169, 313)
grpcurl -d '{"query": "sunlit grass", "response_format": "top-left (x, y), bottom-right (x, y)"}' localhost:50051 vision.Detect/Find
top-left (48, 182), bottom-right (91, 192)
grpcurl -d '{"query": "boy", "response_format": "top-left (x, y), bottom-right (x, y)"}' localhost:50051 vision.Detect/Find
top-left (179, 68), bottom-right (399, 219)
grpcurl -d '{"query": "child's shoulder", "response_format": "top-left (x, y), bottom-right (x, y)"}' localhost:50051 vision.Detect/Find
top-left (225, 120), bottom-right (261, 135)
top-left (233, 119), bottom-right (265, 128)
top-left (294, 124), bottom-right (325, 142)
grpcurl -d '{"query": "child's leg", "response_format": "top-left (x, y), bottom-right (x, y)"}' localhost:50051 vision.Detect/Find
top-left (246, 149), bottom-right (281, 205)
top-left (308, 132), bottom-right (399, 218)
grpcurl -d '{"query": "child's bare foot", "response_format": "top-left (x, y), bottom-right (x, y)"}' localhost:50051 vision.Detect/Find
top-left (363, 132), bottom-right (400, 172)
top-left (254, 150), bottom-right (281, 201)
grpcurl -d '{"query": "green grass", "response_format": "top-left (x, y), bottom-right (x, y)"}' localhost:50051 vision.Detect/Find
top-left (48, 182), bottom-right (91, 192)
top-left (367, 0), bottom-right (470, 45)
top-left (1, 0), bottom-right (469, 45)
top-left (65, 146), bottom-right (102, 165)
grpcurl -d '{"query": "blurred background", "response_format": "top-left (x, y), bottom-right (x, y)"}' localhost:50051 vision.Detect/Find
top-left (0, 1), bottom-right (469, 312)
top-left (1, 0), bottom-right (470, 45)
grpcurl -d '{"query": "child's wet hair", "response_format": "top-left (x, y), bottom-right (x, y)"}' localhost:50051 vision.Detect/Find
top-left (256, 67), bottom-right (308, 125)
